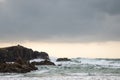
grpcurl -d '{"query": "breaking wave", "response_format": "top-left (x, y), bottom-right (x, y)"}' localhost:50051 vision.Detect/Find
top-left (0, 58), bottom-right (120, 80)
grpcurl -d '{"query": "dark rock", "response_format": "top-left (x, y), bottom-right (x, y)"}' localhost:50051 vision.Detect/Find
top-left (0, 45), bottom-right (49, 62)
top-left (0, 57), bottom-right (38, 73)
top-left (58, 64), bottom-right (62, 66)
top-left (33, 51), bottom-right (49, 60)
top-left (31, 59), bottom-right (55, 65)
top-left (56, 58), bottom-right (71, 61)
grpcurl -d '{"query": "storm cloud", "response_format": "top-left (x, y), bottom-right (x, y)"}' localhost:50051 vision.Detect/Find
top-left (0, 0), bottom-right (120, 42)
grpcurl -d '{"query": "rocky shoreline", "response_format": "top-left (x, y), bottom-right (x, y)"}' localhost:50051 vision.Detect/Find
top-left (0, 45), bottom-right (55, 73)
top-left (0, 45), bottom-right (49, 62)
top-left (0, 57), bottom-right (38, 73)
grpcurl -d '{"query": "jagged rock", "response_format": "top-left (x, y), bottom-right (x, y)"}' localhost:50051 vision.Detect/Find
top-left (31, 60), bottom-right (55, 65)
top-left (56, 58), bottom-right (71, 61)
top-left (0, 57), bottom-right (38, 73)
top-left (0, 45), bottom-right (49, 62)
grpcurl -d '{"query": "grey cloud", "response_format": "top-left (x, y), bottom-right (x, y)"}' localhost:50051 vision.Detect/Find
top-left (93, 0), bottom-right (120, 15)
top-left (0, 0), bottom-right (120, 42)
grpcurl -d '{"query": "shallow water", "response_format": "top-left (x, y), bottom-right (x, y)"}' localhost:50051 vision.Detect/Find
top-left (0, 58), bottom-right (120, 80)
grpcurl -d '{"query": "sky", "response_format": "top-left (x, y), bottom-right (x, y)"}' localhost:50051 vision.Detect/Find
top-left (0, 0), bottom-right (120, 58)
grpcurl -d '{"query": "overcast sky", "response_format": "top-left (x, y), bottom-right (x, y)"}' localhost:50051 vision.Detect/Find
top-left (0, 0), bottom-right (120, 42)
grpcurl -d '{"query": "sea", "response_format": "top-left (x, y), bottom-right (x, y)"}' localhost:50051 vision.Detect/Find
top-left (0, 57), bottom-right (120, 80)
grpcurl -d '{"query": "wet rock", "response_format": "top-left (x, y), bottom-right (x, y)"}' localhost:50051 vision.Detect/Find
top-left (31, 59), bottom-right (55, 65)
top-left (0, 57), bottom-right (38, 73)
top-left (0, 45), bottom-right (49, 62)
top-left (56, 58), bottom-right (71, 61)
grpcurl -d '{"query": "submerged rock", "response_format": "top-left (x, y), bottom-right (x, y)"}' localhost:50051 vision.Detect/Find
top-left (56, 58), bottom-right (71, 61)
top-left (31, 59), bottom-right (55, 65)
top-left (0, 45), bottom-right (49, 62)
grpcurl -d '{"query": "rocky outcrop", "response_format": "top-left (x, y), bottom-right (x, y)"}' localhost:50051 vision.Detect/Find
top-left (0, 57), bottom-right (38, 73)
top-left (0, 45), bottom-right (49, 62)
top-left (56, 58), bottom-right (71, 61)
top-left (31, 60), bottom-right (55, 65)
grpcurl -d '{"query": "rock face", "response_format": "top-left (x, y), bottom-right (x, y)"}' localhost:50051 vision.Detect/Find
top-left (0, 57), bottom-right (38, 73)
top-left (56, 58), bottom-right (71, 61)
top-left (31, 60), bottom-right (55, 65)
top-left (0, 45), bottom-right (49, 62)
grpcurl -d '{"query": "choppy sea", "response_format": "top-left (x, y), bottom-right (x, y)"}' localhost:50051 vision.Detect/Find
top-left (0, 57), bottom-right (120, 80)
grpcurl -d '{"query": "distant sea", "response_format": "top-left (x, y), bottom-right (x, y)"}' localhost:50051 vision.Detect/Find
top-left (0, 57), bottom-right (120, 80)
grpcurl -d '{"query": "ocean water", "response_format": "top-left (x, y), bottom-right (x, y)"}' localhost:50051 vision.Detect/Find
top-left (0, 58), bottom-right (120, 80)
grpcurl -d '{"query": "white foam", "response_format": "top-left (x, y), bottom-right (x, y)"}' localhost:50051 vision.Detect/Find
top-left (1, 58), bottom-right (120, 80)
top-left (0, 75), bottom-right (120, 80)
top-left (30, 58), bottom-right (45, 63)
